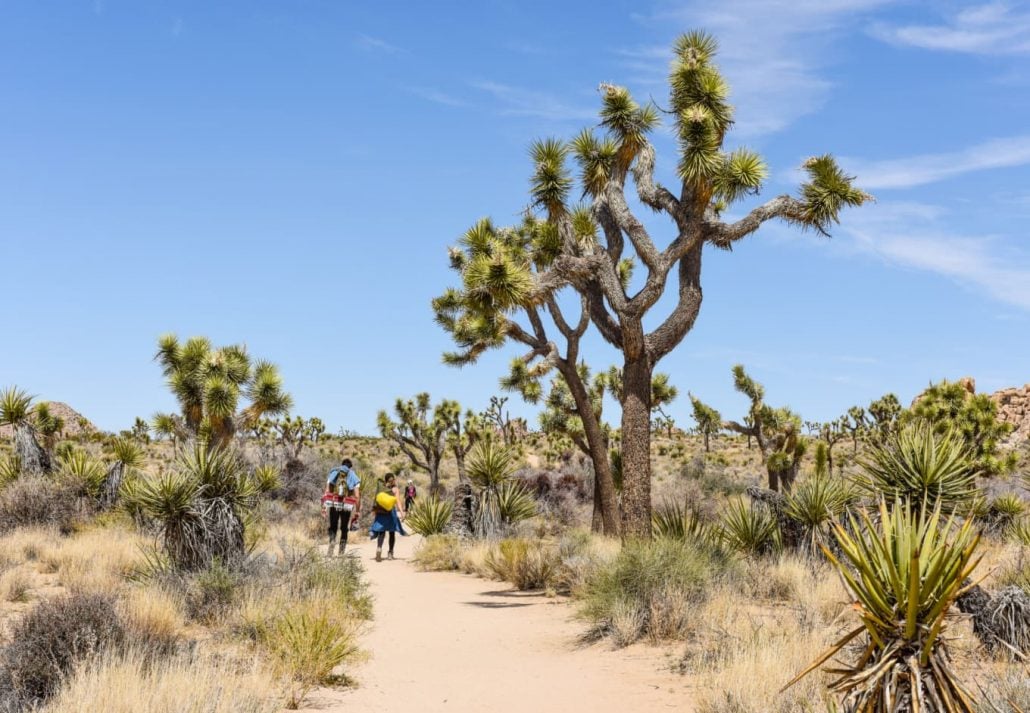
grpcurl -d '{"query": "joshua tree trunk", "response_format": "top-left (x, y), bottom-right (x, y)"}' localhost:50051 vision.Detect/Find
top-left (620, 354), bottom-right (653, 538)
top-left (99, 462), bottom-right (124, 509)
top-left (454, 448), bottom-right (468, 484)
top-left (14, 424), bottom-right (50, 475)
top-left (562, 363), bottom-right (619, 535)
top-left (703, 432), bottom-right (710, 453)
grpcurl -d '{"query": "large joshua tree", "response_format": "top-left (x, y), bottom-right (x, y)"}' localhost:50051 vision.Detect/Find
top-left (439, 32), bottom-right (867, 534)
top-left (152, 334), bottom-right (292, 450)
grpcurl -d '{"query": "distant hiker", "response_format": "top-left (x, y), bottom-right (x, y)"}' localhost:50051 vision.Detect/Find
top-left (369, 472), bottom-right (407, 562)
top-left (404, 479), bottom-right (417, 511)
top-left (323, 458), bottom-right (361, 557)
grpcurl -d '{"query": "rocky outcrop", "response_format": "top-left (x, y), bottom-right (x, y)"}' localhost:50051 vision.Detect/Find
top-left (990, 383), bottom-right (1030, 445)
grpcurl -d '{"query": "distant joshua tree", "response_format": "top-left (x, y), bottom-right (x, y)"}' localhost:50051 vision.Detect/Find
top-left (689, 394), bottom-right (721, 453)
top-left (377, 393), bottom-right (458, 494)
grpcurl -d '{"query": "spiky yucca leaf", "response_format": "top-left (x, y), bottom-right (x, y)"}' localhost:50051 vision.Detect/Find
top-left (797, 155), bottom-right (870, 234)
top-left (783, 473), bottom-right (855, 536)
top-left (0, 455), bottom-right (21, 486)
top-left (406, 496), bottom-right (454, 536)
top-left (784, 499), bottom-right (981, 712)
top-left (111, 437), bottom-right (145, 468)
top-left (58, 450), bottom-right (108, 497)
top-left (652, 499), bottom-right (710, 543)
top-left (529, 138), bottom-right (572, 214)
top-left (467, 440), bottom-right (517, 490)
top-left (0, 386), bottom-right (34, 426)
top-left (252, 464), bottom-right (280, 494)
top-left (497, 481), bottom-right (536, 524)
top-left (713, 148), bottom-right (768, 204)
top-left (719, 497), bottom-right (779, 556)
top-left (858, 422), bottom-right (980, 512)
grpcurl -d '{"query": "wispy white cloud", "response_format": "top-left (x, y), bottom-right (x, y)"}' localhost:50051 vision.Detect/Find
top-left (470, 81), bottom-right (596, 122)
top-left (625, 0), bottom-right (893, 136)
top-left (871, 2), bottom-right (1030, 55)
top-left (406, 87), bottom-right (468, 108)
top-left (354, 34), bottom-right (404, 54)
top-left (844, 135), bottom-right (1030, 189)
top-left (842, 202), bottom-right (1030, 311)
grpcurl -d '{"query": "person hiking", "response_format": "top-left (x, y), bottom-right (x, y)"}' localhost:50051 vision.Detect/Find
top-left (369, 472), bottom-right (406, 562)
top-left (324, 458), bottom-right (361, 557)
top-left (404, 479), bottom-right (417, 512)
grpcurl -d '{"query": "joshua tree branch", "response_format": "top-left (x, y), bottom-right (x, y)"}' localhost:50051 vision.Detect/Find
top-left (707, 195), bottom-right (809, 246)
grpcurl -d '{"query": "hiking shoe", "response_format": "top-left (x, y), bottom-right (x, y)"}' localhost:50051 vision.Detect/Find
top-left (375, 549), bottom-right (382, 562)
top-left (387, 552), bottom-right (395, 560)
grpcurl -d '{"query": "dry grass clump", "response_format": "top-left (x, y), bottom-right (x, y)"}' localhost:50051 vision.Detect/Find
top-left (39, 525), bottom-right (143, 593)
top-left (0, 476), bottom-right (80, 534)
top-left (38, 648), bottom-right (281, 713)
top-left (0, 526), bottom-right (56, 566)
top-left (483, 538), bottom-right (559, 591)
top-left (118, 585), bottom-right (187, 654)
top-left (580, 537), bottom-right (729, 646)
top-left (976, 663), bottom-right (1030, 712)
top-left (0, 567), bottom-right (31, 603)
top-left (413, 533), bottom-right (466, 571)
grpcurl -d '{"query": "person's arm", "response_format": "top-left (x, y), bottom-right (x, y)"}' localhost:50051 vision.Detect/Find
top-left (393, 485), bottom-right (405, 517)
top-left (352, 484), bottom-right (361, 517)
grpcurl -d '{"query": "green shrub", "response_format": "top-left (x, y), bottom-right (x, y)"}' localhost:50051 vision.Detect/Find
top-left (184, 559), bottom-right (241, 623)
top-left (413, 534), bottom-right (464, 572)
top-left (0, 592), bottom-right (126, 708)
top-left (985, 493), bottom-right (1027, 534)
top-left (406, 496), bottom-right (453, 535)
top-left (580, 538), bottom-right (723, 645)
top-left (718, 498), bottom-right (779, 556)
top-left (483, 538), bottom-right (558, 590)
top-left (782, 473), bottom-right (855, 545)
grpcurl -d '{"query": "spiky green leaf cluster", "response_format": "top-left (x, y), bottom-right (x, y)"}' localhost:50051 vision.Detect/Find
top-left (718, 497), bottom-right (780, 556)
top-left (786, 499), bottom-right (981, 710)
top-left (0, 386), bottom-right (34, 427)
top-left (406, 496), bottom-right (454, 536)
top-left (688, 394), bottom-right (721, 437)
top-left (155, 335), bottom-right (292, 447)
top-left (858, 422), bottom-right (981, 512)
top-left (796, 155), bottom-right (870, 234)
top-left (530, 138), bottom-right (572, 215)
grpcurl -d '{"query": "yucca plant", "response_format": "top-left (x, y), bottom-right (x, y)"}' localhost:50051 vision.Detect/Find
top-left (124, 443), bottom-right (258, 570)
top-left (858, 422), bottom-right (980, 512)
top-left (1009, 518), bottom-right (1030, 547)
top-left (406, 495), bottom-right (454, 535)
top-left (0, 454), bottom-right (21, 487)
top-left (252, 464), bottom-right (280, 494)
top-left (785, 499), bottom-right (982, 711)
top-left (783, 473), bottom-right (856, 547)
top-left (0, 386), bottom-right (50, 475)
top-left (652, 499), bottom-right (710, 543)
top-left (497, 481), bottom-right (536, 525)
top-left (466, 440), bottom-right (534, 537)
top-left (718, 497), bottom-right (780, 556)
top-left (58, 450), bottom-right (108, 498)
top-left (984, 493), bottom-right (1027, 535)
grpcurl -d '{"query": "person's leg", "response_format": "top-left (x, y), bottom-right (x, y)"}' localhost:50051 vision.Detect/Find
top-left (339, 510), bottom-right (352, 553)
top-left (375, 531), bottom-right (385, 561)
top-left (388, 531), bottom-right (396, 559)
top-left (327, 508), bottom-right (340, 557)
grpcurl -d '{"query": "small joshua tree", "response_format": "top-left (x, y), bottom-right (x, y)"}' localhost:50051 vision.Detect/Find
top-left (152, 334), bottom-right (292, 450)
top-left (377, 394), bottom-right (456, 494)
top-left (689, 393), bottom-right (721, 453)
top-left (723, 365), bottom-right (805, 492)
top-left (438, 31), bottom-right (867, 535)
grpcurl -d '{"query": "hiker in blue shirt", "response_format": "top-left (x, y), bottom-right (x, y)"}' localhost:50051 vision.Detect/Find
top-left (324, 458), bottom-right (361, 556)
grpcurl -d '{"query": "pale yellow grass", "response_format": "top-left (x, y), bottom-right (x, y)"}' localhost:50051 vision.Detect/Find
top-left (39, 525), bottom-right (145, 593)
top-left (120, 585), bottom-right (187, 645)
top-left (0, 566), bottom-right (31, 602)
top-left (40, 648), bottom-right (281, 713)
top-left (0, 526), bottom-right (55, 565)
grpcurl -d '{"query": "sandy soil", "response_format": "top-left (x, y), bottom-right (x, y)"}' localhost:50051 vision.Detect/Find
top-left (303, 534), bottom-right (693, 712)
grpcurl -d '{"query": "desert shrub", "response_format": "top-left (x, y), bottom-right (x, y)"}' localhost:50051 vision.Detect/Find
top-left (119, 586), bottom-right (186, 657)
top-left (785, 499), bottom-right (981, 709)
top-left (580, 537), bottom-right (724, 645)
top-left (0, 475), bottom-right (79, 534)
top-left (0, 568), bottom-right (30, 602)
top-left (857, 422), bottom-right (980, 511)
top-left (183, 558), bottom-right (242, 623)
top-left (413, 534), bottom-right (465, 571)
top-left (977, 665), bottom-right (1030, 712)
top-left (406, 496), bottom-right (453, 535)
top-left (718, 498), bottom-right (780, 556)
top-left (0, 592), bottom-right (126, 709)
top-left (37, 649), bottom-right (280, 713)
top-left (266, 606), bottom-right (361, 709)
top-left (483, 538), bottom-right (559, 590)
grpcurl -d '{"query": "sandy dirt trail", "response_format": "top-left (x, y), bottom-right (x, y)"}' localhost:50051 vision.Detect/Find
top-left (306, 533), bottom-right (693, 713)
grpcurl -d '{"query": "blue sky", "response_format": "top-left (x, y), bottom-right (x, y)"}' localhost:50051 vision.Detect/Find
top-left (2, 1), bottom-right (1029, 435)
